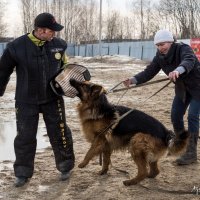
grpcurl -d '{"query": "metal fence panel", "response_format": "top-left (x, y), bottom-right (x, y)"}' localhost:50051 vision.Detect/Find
top-left (0, 38), bottom-right (192, 61)
top-left (0, 43), bottom-right (7, 56)
top-left (66, 43), bottom-right (75, 56)
top-left (71, 39), bottom-right (190, 61)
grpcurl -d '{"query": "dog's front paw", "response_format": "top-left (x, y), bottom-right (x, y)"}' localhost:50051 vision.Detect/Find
top-left (123, 179), bottom-right (138, 186)
top-left (78, 162), bottom-right (87, 168)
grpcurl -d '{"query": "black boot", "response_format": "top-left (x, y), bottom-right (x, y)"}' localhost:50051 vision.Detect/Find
top-left (14, 177), bottom-right (28, 187)
top-left (175, 132), bottom-right (198, 165)
top-left (60, 171), bottom-right (71, 181)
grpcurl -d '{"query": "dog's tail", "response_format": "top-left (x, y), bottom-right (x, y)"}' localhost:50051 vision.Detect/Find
top-left (167, 130), bottom-right (190, 155)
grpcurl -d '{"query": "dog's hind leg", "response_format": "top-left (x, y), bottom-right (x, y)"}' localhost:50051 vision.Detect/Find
top-left (148, 161), bottom-right (160, 178)
top-left (78, 138), bottom-right (105, 168)
top-left (99, 141), bottom-right (112, 175)
top-left (123, 152), bottom-right (148, 186)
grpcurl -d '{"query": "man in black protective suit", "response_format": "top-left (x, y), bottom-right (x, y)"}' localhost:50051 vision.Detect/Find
top-left (0, 13), bottom-right (75, 187)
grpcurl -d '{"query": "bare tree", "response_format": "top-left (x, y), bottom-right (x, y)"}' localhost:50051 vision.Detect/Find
top-left (20, 0), bottom-right (38, 33)
top-left (39, 0), bottom-right (49, 12)
top-left (0, 1), bottom-right (6, 37)
top-left (122, 16), bottom-right (135, 39)
top-left (158, 0), bottom-right (200, 38)
top-left (104, 11), bottom-right (122, 40)
top-left (4, 0), bottom-right (200, 42)
top-left (130, 0), bottom-right (158, 40)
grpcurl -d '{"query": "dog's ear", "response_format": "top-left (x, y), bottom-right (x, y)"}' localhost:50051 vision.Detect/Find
top-left (91, 85), bottom-right (104, 98)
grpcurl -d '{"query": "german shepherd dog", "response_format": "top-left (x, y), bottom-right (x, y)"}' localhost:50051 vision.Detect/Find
top-left (70, 79), bottom-right (189, 186)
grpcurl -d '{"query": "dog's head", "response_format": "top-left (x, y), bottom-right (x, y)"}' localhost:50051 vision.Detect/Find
top-left (70, 79), bottom-right (106, 102)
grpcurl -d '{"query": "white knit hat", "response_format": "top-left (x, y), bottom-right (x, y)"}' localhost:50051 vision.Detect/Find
top-left (154, 30), bottom-right (174, 45)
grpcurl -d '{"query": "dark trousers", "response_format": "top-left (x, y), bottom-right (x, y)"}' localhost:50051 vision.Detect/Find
top-left (14, 97), bottom-right (75, 178)
top-left (171, 94), bottom-right (200, 134)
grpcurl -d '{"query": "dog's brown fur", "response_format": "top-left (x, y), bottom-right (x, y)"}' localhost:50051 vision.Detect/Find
top-left (70, 79), bottom-right (189, 186)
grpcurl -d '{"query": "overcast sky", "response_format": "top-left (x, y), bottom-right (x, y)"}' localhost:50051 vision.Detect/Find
top-left (103, 0), bottom-right (132, 13)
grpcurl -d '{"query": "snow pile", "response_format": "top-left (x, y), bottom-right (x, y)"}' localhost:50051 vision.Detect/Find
top-left (69, 55), bottom-right (149, 64)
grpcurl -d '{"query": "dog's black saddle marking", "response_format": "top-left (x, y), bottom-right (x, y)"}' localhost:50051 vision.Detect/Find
top-left (112, 105), bottom-right (169, 141)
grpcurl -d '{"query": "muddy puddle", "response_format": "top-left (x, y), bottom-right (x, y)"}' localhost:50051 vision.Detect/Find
top-left (0, 121), bottom-right (49, 161)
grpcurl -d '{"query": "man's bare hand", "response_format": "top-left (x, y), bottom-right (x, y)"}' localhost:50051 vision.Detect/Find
top-left (123, 79), bottom-right (132, 87)
top-left (168, 71), bottom-right (179, 82)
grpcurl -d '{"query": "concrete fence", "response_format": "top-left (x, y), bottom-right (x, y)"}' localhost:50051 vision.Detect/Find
top-left (0, 39), bottom-right (190, 61)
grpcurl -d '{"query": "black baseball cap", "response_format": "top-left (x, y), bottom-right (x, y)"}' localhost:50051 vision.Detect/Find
top-left (34, 13), bottom-right (64, 31)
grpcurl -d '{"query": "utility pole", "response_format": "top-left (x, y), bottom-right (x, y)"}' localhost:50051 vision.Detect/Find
top-left (99, 0), bottom-right (102, 57)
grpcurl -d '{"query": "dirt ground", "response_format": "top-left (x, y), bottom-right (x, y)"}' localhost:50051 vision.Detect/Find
top-left (0, 55), bottom-right (200, 200)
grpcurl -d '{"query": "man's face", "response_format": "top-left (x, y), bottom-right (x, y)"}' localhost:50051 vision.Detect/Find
top-left (39, 28), bottom-right (55, 41)
top-left (156, 42), bottom-right (173, 55)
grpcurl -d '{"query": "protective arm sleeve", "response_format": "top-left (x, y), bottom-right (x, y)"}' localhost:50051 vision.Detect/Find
top-left (0, 48), bottom-right (16, 96)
